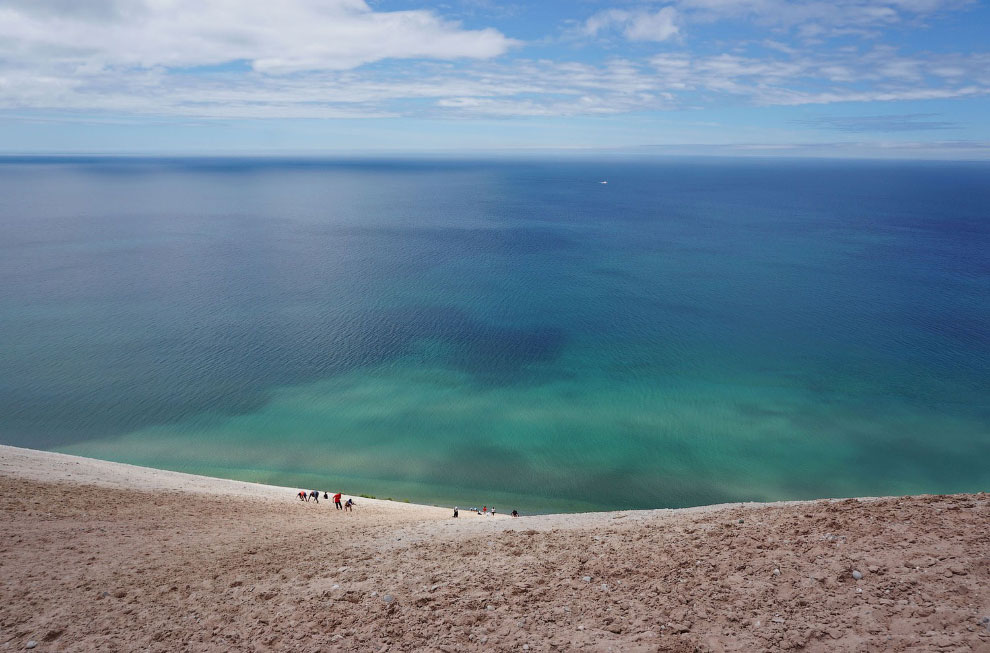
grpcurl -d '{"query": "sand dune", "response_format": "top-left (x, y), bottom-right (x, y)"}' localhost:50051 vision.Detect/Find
top-left (1, 444), bottom-right (987, 651)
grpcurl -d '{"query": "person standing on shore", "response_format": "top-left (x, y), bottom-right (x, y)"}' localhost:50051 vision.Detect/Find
top-left (333, 492), bottom-right (342, 510)
top-left (453, 507), bottom-right (458, 518)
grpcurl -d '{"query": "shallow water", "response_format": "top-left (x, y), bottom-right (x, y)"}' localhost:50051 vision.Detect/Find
top-left (1, 157), bottom-right (987, 512)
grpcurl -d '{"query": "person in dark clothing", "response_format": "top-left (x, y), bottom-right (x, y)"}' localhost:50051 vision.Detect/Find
top-left (310, 490), bottom-right (319, 503)
top-left (453, 507), bottom-right (459, 518)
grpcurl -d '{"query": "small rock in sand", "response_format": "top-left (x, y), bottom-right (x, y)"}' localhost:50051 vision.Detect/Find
top-left (772, 568), bottom-right (781, 577)
top-left (852, 570), bottom-right (863, 580)
top-left (382, 594), bottom-right (394, 604)
top-left (26, 642), bottom-right (38, 650)
top-left (582, 576), bottom-right (592, 582)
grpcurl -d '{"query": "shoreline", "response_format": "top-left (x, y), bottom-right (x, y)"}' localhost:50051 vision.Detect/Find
top-left (0, 443), bottom-right (952, 521)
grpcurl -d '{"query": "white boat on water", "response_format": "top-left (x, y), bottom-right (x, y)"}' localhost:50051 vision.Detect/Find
top-left (599, 180), bottom-right (608, 184)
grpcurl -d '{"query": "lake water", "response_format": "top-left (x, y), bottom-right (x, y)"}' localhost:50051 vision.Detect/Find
top-left (1, 157), bottom-right (987, 512)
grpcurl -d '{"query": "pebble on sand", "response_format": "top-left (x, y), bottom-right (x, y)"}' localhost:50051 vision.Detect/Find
top-left (582, 576), bottom-right (592, 582)
top-left (382, 594), bottom-right (394, 604)
top-left (26, 642), bottom-right (38, 650)
top-left (852, 570), bottom-right (863, 580)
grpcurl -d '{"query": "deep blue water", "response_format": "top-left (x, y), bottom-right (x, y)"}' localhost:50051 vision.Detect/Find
top-left (0, 157), bottom-right (987, 512)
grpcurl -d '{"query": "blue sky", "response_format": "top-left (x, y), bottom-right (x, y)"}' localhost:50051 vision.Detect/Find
top-left (1, 0), bottom-right (988, 157)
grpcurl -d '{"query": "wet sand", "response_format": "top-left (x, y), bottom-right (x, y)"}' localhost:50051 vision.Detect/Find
top-left (1, 445), bottom-right (987, 651)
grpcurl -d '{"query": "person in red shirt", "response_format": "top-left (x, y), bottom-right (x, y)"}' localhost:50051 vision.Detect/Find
top-left (333, 492), bottom-right (343, 510)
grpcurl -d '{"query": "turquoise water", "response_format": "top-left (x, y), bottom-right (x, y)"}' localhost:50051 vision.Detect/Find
top-left (1, 157), bottom-right (987, 512)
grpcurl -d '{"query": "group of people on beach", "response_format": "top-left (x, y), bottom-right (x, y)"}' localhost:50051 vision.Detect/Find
top-left (298, 492), bottom-right (518, 518)
top-left (452, 505), bottom-right (519, 518)
top-left (297, 490), bottom-right (353, 511)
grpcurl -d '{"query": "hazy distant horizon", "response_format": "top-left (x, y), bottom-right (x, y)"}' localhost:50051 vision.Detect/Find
top-left (2, 145), bottom-right (990, 162)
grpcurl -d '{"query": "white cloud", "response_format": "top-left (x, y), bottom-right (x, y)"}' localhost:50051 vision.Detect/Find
top-left (626, 7), bottom-right (681, 41)
top-left (0, 46), bottom-right (987, 120)
top-left (673, 0), bottom-right (973, 37)
top-left (643, 47), bottom-right (990, 107)
top-left (799, 113), bottom-right (957, 132)
top-left (0, 0), bottom-right (516, 73)
top-left (584, 7), bottom-right (680, 42)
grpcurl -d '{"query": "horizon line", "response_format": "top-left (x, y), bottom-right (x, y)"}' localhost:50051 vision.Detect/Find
top-left (2, 148), bottom-right (990, 163)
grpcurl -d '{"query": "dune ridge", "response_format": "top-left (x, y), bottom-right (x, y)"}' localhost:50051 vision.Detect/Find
top-left (1, 444), bottom-right (987, 651)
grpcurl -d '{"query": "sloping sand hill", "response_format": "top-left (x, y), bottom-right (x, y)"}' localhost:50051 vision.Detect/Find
top-left (1, 445), bottom-right (987, 651)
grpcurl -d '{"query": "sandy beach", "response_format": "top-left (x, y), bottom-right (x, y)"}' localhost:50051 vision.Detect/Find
top-left (1, 445), bottom-right (987, 652)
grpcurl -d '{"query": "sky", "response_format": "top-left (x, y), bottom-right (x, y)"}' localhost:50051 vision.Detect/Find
top-left (0, 0), bottom-right (989, 157)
